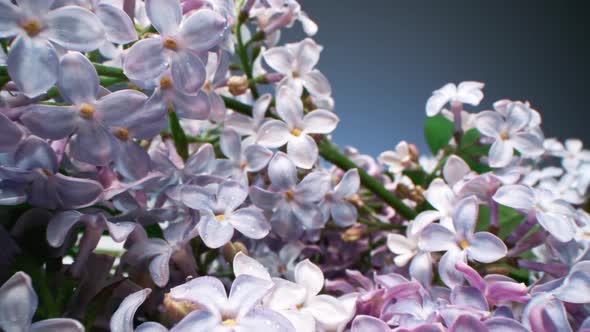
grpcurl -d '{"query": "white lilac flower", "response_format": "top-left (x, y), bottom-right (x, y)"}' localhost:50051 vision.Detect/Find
top-left (225, 93), bottom-right (273, 142)
top-left (386, 215), bottom-right (434, 286)
top-left (425, 81), bottom-right (484, 117)
top-left (169, 274), bottom-right (295, 331)
top-left (249, 152), bottom-right (330, 239)
top-left (256, 87), bottom-right (339, 169)
top-left (545, 138), bottom-right (590, 171)
top-left (20, 52), bottom-right (148, 167)
top-left (319, 169), bottom-right (360, 227)
top-left (493, 184), bottom-right (577, 242)
top-left (253, 242), bottom-right (304, 279)
top-left (263, 38), bottom-right (331, 98)
top-left (181, 180), bottom-right (270, 248)
top-left (419, 196), bottom-right (507, 287)
top-left (0, 272), bottom-right (84, 332)
top-left (475, 101), bottom-right (544, 168)
top-left (0, 0), bottom-right (105, 97)
top-left (123, 0), bottom-right (226, 94)
top-left (378, 141), bottom-right (413, 174)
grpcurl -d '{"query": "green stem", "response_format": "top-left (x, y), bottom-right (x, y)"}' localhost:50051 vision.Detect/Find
top-left (168, 111), bottom-right (189, 161)
top-left (235, 18), bottom-right (259, 99)
top-left (93, 63), bottom-right (126, 78)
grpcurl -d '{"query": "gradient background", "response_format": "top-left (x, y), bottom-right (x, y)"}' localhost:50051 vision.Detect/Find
top-left (283, 1), bottom-right (589, 156)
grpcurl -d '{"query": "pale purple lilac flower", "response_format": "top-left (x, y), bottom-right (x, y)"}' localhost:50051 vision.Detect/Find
top-left (378, 141), bottom-right (414, 174)
top-left (21, 52), bottom-right (148, 167)
top-left (225, 93), bottom-right (273, 142)
top-left (0, 135), bottom-right (103, 209)
top-left (256, 87), bottom-right (339, 169)
top-left (425, 81), bottom-right (484, 117)
top-left (0, 272), bottom-right (84, 332)
top-left (318, 169), bottom-right (360, 227)
top-left (249, 152), bottom-right (330, 239)
top-left (263, 38), bottom-right (331, 98)
top-left (252, 242), bottom-right (304, 279)
top-left (123, 0), bottom-right (226, 94)
top-left (0, 0), bottom-right (105, 97)
top-left (181, 180), bottom-right (270, 248)
top-left (216, 128), bottom-right (273, 184)
top-left (493, 184), bottom-right (577, 242)
top-left (476, 101), bottom-right (544, 168)
top-left (419, 196), bottom-right (507, 287)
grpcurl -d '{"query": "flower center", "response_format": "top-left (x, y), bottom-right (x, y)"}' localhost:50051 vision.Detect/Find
top-left (79, 103), bottom-right (95, 119)
top-left (240, 160), bottom-right (247, 170)
top-left (203, 80), bottom-right (212, 91)
top-left (160, 77), bottom-right (173, 90)
top-left (285, 190), bottom-right (295, 201)
top-left (291, 128), bottom-right (302, 137)
top-left (41, 168), bottom-right (53, 176)
top-left (499, 132), bottom-right (509, 141)
top-left (459, 239), bottom-right (470, 249)
top-left (115, 128), bottom-right (130, 141)
top-left (222, 319), bottom-right (237, 326)
top-left (296, 303), bottom-right (304, 311)
top-left (215, 214), bottom-right (225, 222)
top-left (21, 20), bottom-right (42, 37)
top-left (278, 264), bottom-right (287, 274)
top-left (163, 37), bottom-right (178, 50)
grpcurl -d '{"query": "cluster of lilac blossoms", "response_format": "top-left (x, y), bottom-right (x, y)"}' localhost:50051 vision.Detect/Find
top-left (1, 0), bottom-right (590, 331)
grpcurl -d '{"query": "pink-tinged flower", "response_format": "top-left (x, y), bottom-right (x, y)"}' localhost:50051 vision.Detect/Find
top-left (0, 272), bottom-right (84, 332)
top-left (425, 82), bottom-right (484, 117)
top-left (318, 169), bottom-right (360, 227)
top-left (250, 0), bottom-right (317, 40)
top-left (521, 293), bottom-right (573, 332)
top-left (0, 136), bottom-right (103, 209)
top-left (256, 87), bottom-right (338, 169)
top-left (20, 52), bottom-right (148, 167)
top-left (123, 0), bottom-right (227, 94)
top-left (475, 102), bottom-right (544, 168)
top-left (379, 141), bottom-right (414, 174)
top-left (46, 210), bottom-right (135, 277)
top-left (493, 184), bottom-right (576, 243)
top-left (418, 196), bottom-right (507, 287)
top-left (263, 38), bottom-right (331, 97)
top-left (249, 152), bottom-right (330, 239)
top-left (169, 275), bottom-right (295, 331)
top-left (0, 0), bottom-right (105, 97)
top-left (181, 180), bottom-right (270, 248)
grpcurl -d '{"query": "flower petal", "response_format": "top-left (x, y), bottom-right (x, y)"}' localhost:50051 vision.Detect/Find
top-left (456, 81), bottom-right (485, 106)
top-left (0, 272), bottom-right (38, 332)
top-left (233, 252), bottom-right (271, 281)
top-left (179, 9), bottom-right (226, 52)
top-left (171, 51), bottom-right (206, 94)
top-left (276, 86), bottom-right (304, 127)
top-left (172, 89), bottom-right (211, 120)
top-left (287, 134), bottom-right (318, 169)
top-left (351, 315), bottom-right (390, 332)
top-left (0, 113), bottom-right (23, 152)
top-left (511, 132), bottom-right (544, 157)
top-left (169, 276), bottom-right (227, 315)
top-left (449, 314), bottom-right (488, 332)
top-left (0, 1), bottom-right (21, 38)
top-left (46, 210), bottom-right (82, 247)
top-left (96, 3), bottom-right (138, 44)
top-left (220, 129), bottom-right (242, 162)
top-left (268, 152), bottom-right (297, 191)
top-left (228, 207), bottom-right (270, 240)
top-left (198, 210), bottom-right (234, 248)
top-left (145, 0), bottom-right (181, 35)
top-left (123, 38), bottom-right (167, 81)
top-left (418, 224), bottom-right (457, 252)
top-left (302, 109), bottom-right (338, 134)
top-left (467, 232), bottom-right (507, 263)
top-left (31, 318), bottom-right (84, 332)
top-left (488, 139), bottom-right (514, 168)
top-left (7, 37), bottom-right (58, 98)
top-left (217, 180), bottom-right (248, 213)
top-left (45, 6), bottom-right (105, 51)
top-left (452, 196), bottom-right (478, 239)
top-left (301, 70), bottom-right (332, 97)
top-left (110, 289), bottom-right (151, 332)
top-left (492, 184), bottom-right (534, 211)
top-left (330, 200), bottom-right (357, 227)
top-left (295, 259), bottom-right (324, 296)
top-left (256, 120), bottom-right (290, 148)
top-left (55, 174), bottom-right (103, 209)
top-left (20, 105), bottom-right (76, 140)
top-left (69, 119), bottom-right (115, 165)
top-left (263, 46), bottom-right (293, 74)
top-left (228, 274), bottom-right (274, 317)
top-left (58, 52), bottom-right (99, 105)
top-left (244, 144), bottom-right (273, 172)
top-left (475, 111), bottom-right (503, 138)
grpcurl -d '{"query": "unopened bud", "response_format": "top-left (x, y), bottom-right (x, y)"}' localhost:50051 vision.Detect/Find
top-left (227, 76), bottom-right (249, 96)
top-left (408, 143), bottom-right (420, 162)
top-left (222, 241), bottom-right (248, 262)
top-left (303, 95), bottom-right (316, 111)
top-left (162, 293), bottom-right (199, 325)
top-left (341, 225), bottom-right (365, 242)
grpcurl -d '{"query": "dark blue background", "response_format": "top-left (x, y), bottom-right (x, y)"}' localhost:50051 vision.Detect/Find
top-left (284, 1), bottom-right (589, 156)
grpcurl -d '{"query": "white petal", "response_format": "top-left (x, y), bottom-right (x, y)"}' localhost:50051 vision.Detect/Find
top-left (145, 0), bottom-right (181, 35)
top-left (287, 134), bottom-right (318, 169)
top-left (263, 46), bottom-right (293, 74)
top-left (295, 259), bottom-right (324, 296)
top-left (488, 139), bottom-right (514, 168)
top-left (7, 37), bottom-right (58, 98)
top-left (45, 6), bottom-right (105, 51)
top-left (302, 109), bottom-right (339, 134)
top-left (492, 184), bottom-right (534, 211)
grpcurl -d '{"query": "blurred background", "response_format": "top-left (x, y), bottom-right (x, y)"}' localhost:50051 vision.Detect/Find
top-left (284, 0), bottom-right (589, 156)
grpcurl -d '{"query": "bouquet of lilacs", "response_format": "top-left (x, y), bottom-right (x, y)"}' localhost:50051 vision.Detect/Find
top-left (1, 0), bottom-right (589, 331)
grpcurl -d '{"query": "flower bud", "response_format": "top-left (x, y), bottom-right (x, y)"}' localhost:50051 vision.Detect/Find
top-left (227, 75), bottom-right (250, 96)
top-left (408, 143), bottom-right (420, 162)
top-left (222, 241), bottom-right (248, 262)
top-left (161, 293), bottom-right (199, 325)
top-left (341, 225), bottom-right (366, 242)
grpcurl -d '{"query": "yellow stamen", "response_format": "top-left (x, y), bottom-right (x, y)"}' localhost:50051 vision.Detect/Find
top-left (285, 190), bottom-right (295, 201)
top-left (160, 77), bottom-right (173, 89)
top-left (41, 168), bottom-right (53, 176)
top-left (116, 128), bottom-right (130, 141)
top-left (278, 264), bottom-right (287, 274)
top-left (222, 319), bottom-right (238, 326)
top-left (499, 132), bottom-right (509, 140)
top-left (459, 240), bottom-right (470, 249)
top-left (79, 103), bottom-right (95, 119)
top-left (215, 214), bottom-right (225, 221)
top-left (163, 37), bottom-right (178, 50)
top-left (21, 20), bottom-right (42, 37)
top-left (291, 128), bottom-right (302, 137)
top-left (295, 303), bottom-right (304, 311)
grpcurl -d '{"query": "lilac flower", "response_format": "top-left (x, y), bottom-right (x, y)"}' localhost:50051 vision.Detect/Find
top-left (123, 0), bottom-right (227, 94)
top-left (181, 180), bottom-right (270, 248)
top-left (521, 293), bottom-right (573, 332)
top-left (425, 81), bottom-right (484, 117)
top-left (0, 0), bottom-right (105, 97)
top-left (378, 141), bottom-right (414, 174)
top-left (419, 196), bottom-right (507, 287)
top-left (318, 169), bottom-right (360, 227)
top-left (256, 87), bottom-right (339, 169)
top-left (169, 274), bottom-right (295, 331)
top-left (20, 52), bottom-right (148, 166)
top-left (493, 184), bottom-right (576, 242)
top-left (252, 242), bottom-right (304, 278)
top-left (46, 210), bottom-right (135, 276)
top-left (0, 136), bottom-right (103, 209)
top-left (263, 38), bottom-right (331, 97)
top-left (545, 138), bottom-right (590, 171)
top-left (216, 128), bottom-right (273, 184)
top-left (386, 216), bottom-right (434, 286)
top-left (351, 315), bottom-right (391, 332)
top-left (125, 219), bottom-right (199, 287)
top-left (225, 93), bottom-right (273, 142)
top-left (476, 102), bottom-right (544, 168)
top-left (419, 178), bottom-right (459, 230)
top-left (0, 272), bottom-right (84, 332)
top-left (249, 152), bottom-right (330, 239)
top-left (250, 0), bottom-right (318, 40)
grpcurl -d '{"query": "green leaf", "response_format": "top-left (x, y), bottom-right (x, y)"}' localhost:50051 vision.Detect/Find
top-left (424, 115), bottom-right (454, 155)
